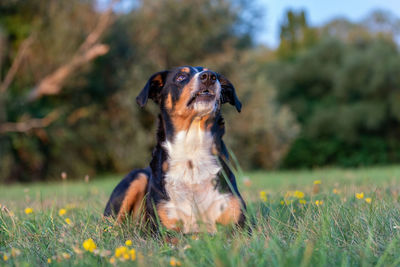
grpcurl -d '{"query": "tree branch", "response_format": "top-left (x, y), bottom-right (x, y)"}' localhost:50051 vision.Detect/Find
top-left (0, 110), bottom-right (60, 134)
top-left (0, 35), bottom-right (34, 93)
top-left (27, 2), bottom-right (116, 102)
top-left (27, 44), bottom-right (109, 101)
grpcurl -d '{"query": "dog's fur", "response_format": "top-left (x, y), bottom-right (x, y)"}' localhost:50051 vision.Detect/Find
top-left (104, 66), bottom-right (245, 233)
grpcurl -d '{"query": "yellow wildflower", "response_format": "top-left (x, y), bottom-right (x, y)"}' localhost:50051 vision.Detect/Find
top-left (299, 199), bottom-right (307, 205)
top-left (65, 218), bottom-right (72, 225)
top-left (315, 200), bottom-right (323, 206)
top-left (313, 180), bottom-right (321, 185)
top-left (123, 253), bottom-right (130, 260)
top-left (293, 190), bottom-right (305, 199)
top-left (115, 246), bottom-right (128, 258)
top-left (125, 240), bottom-right (132, 246)
top-left (170, 257), bottom-right (182, 266)
top-left (332, 189), bottom-right (339, 194)
top-left (355, 192), bottom-right (364, 199)
top-left (259, 191), bottom-right (267, 202)
top-left (110, 257), bottom-right (116, 264)
top-left (25, 207), bottom-right (33, 214)
top-left (3, 254), bottom-right (8, 261)
top-left (82, 238), bottom-right (97, 252)
top-left (280, 200), bottom-right (284, 205)
top-left (365, 198), bottom-right (372, 204)
top-left (129, 249), bottom-right (136, 261)
top-left (47, 258), bottom-right (52, 263)
top-left (59, 209), bottom-right (67, 216)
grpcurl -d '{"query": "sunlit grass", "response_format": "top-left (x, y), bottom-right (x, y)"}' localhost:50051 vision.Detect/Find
top-left (1, 166), bottom-right (400, 266)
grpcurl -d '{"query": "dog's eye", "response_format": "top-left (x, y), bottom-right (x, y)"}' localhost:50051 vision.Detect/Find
top-left (176, 74), bottom-right (187, 82)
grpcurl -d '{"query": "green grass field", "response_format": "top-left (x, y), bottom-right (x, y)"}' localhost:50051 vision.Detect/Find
top-left (1, 166), bottom-right (400, 266)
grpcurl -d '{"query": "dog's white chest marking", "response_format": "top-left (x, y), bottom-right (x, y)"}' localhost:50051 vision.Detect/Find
top-left (162, 122), bottom-right (230, 233)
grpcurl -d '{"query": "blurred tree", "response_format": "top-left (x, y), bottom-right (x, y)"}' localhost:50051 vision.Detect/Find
top-left (277, 9), bottom-right (318, 60)
top-left (270, 18), bottom-right (400, 167)
top-left (0, 0), bottom-right (113, 181)
top-left (0, 0), bottom-right (297, 182)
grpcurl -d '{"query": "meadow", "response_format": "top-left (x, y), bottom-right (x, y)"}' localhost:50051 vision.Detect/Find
top-left (1, 166), bottom-right (400, 266)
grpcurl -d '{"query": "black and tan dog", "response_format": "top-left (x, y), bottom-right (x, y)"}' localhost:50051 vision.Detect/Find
top-left (104, 66), bottom-right (246, 233)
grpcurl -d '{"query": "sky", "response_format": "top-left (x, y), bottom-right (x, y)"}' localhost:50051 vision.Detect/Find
top-left (257, 0), bottom-right (400, 47)
top-left (98, 0), bottom-right (400, 48)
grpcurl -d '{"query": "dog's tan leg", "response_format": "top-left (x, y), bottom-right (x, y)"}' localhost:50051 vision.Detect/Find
top-left (116, 174), bottom-right (148, 223)
top-left (216, 196), bottom-right (242, 225)
top-left (157, 204), bottom-right (183, 231)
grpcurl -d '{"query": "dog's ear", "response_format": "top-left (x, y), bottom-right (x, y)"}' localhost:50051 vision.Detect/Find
top-left (136, 71), bottom-right (169, 107)
top-left (218, 74), bottom-right (242, 112)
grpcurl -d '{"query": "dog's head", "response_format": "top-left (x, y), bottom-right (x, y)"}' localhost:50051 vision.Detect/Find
top-left (136, 66), bottom-right (241, 118)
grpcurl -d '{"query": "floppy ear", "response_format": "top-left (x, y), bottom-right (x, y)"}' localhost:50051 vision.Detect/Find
top-left (136, 71), bottom-right (169, 107)
top-left (218, 74), bottom-right (242, 112)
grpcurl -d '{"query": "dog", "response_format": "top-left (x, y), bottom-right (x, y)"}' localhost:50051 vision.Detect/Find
top-left (104, 66), bottom-right (246, 233)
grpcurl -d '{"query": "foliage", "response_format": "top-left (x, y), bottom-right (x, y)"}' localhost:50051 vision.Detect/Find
top-left (1, 166), bottom-right (400, 265)
top-left (270, 10), bottom-right (400, 168)
top-left (277, 10), bottom-right (318, 60)
top-left (0, 0), bottom-right (298, 182)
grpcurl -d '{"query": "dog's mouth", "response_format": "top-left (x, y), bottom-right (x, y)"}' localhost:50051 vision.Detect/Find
top-left (187, 88), bottom-right (215, 106)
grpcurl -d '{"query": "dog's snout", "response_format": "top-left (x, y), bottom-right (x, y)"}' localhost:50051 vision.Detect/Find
top-left (200, 71), bottom-right (217, 86)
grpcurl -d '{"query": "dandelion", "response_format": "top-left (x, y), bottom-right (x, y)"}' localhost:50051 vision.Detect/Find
top-left (125, 240), bottom-right (132, 246)
top-left (47, 258), bottom-right (52, 263)
top-left (123, 253), bottom-right (130, 260)
top-left (25, 207), bottom-right (33, 214)
top-left (65, 218), bottom-right (72, 225)
top-left (259, 191), bottom-right (267, 202)
top-left (170, 257), bottom-right (182, 266)
top-left (365, 198), bottom-right (372, 204)
top-left (3, 254), bottom-right (8, 261)
top-left (356, 192), bottom-right (364, 199)
top-left (110, 257), bottom-right (116, 264)
top-left (315, 200), bottom-right (323, 206)
top-left (299, 199), bottom-right (307, 205)
top-left (82, 238), bottom-right (97, 252)
top-left (115, 246), bottom-right (128, 258)
top-left (333, 189), bottom-right (339, 194)
top-left (294, 190), bottom-right (305, 199)
top-left (313, 180), bottom-right (321, 185)
top-left (280, 200), bottom-right (285, 205)
top-left (129, 249), bottom-right (136, 261)
top-left (59, 209), bottom-right (67, 216)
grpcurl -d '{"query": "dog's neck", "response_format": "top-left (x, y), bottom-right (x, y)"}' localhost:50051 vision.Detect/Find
top-left (149, 111), bottom-right (226, 182)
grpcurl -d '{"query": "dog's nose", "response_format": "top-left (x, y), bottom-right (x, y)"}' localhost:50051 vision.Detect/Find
top-left (200, 71), bottom-right (217, 86)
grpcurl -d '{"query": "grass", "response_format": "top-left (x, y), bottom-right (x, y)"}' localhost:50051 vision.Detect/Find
top-left (1, 165), bottom-right (400, 266)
